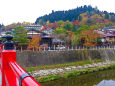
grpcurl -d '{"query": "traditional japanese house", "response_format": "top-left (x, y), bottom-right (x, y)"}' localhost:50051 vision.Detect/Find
top-left (27, 29), bottom-right (53, 47)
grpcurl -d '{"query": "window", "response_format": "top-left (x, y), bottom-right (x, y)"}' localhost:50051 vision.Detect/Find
top-left (109, 37), bottom-right (113, 40)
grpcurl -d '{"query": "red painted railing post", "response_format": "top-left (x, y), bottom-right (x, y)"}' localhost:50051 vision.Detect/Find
top-left (0, 44), bottom-right (3, 51)
top-left (0, 44), bottom-right (3, 86)
top-left (1, 35), bottom-right (15, 86)
top-left (2, 50), bottom-right (16, 86)
top-left (1, 35), bottom-right (41, 86)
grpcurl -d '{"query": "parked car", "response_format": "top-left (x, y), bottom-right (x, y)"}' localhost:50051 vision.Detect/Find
top-left (56, 45), bottom-right (66, 50)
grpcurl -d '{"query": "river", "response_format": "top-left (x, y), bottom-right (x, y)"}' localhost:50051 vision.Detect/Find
top-left (40, 70), bottom-right (115, 86)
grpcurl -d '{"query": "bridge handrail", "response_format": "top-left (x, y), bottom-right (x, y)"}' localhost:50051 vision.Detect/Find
top-left (9, 59), bottom-right (40, 86)
top-left (0, 35), bottom-right (41, 86)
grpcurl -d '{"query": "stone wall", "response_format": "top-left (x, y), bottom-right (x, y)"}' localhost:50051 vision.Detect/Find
top-left (16, 49), bottom-right (115, 67)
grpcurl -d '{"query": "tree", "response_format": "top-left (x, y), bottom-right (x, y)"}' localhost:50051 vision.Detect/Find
top-left (72, 24), bottom-right (78, 32)
top-left (102, 14), bottom-right (105, 19)
top-left (105, 22), bottom-right (114, 27)
top-left (37, 19), bottom-right (45, 25)
top-left (71, 35), bottom-right (81, 46)
top-left (78, 16), bottom-right (82, 21)
top-left (12, 26), bottom-right (28, 46)
top-left (6, 31), bottom-right (12, 35)
top-left (46, 20), bottom-right (50, 25)
top-left (90, 25), bottom-right (98, 30)
top-left (28, 36), bottom-right (41, 50)
top-left (63, 21), bottom-right (73, 31)
top-left (53, 27), bottom-right (66, 34)
top-left (77, 25), bottom-right (89, 34)
top-left (110, 15), bottom-right (115, 22)
top-left (74, 20), bottom-right (79, 25)
top-left (58, 33), bottom-right (67, 40)
top-left (35, 5), bottom-right (115, 24)
top-left (91, 14), bottom-right (102, 21)
top-left (67, 31), bottom-right (74, 37)
top-left (87, 18), bottom-right (93, 24)
top-left (66, 31), bottom-right (74, 46)
top-left (57, 20), bottom-right (65, 27)
top-left (81, 29), bottom-right (100, 47)
top-left (80, 12), bottom-right (88, 24)
top-left (97, 23), bottom-right (105, 29)
top-left (105, 13), bottom-right (110, 20)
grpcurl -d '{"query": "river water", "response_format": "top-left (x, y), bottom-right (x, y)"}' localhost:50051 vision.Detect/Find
top-left (41, 70), bottom-right (115, 86)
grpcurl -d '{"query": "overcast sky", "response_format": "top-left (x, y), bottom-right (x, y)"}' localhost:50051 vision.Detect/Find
top-left (0, 0), bottom-right (115, 25)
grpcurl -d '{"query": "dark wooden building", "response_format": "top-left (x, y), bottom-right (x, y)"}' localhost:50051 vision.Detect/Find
top-left (27, 29), bottom-right (53, 47)
top-left (40, 36), bottom-right (53, 47)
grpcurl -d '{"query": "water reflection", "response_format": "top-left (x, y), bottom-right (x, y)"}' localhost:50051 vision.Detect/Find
top-left (41, 70), bottom-right (115, 86)
top-left (94, 80), bottom-right (115, 86)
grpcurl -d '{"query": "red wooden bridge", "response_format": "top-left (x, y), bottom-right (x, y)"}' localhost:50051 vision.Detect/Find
top-left (0, 35), bottom-right (41, 86)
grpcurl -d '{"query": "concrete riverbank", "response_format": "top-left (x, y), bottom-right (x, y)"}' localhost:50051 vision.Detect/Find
top-left (17, 49), bottom-right (115, 67)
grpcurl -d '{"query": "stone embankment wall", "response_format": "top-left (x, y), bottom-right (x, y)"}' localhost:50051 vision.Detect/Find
top-left (16, 49), bottom-right (115, 67)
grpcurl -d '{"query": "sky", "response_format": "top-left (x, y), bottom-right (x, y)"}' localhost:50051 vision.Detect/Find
top-left (0, 0), bottom-right (115, 25)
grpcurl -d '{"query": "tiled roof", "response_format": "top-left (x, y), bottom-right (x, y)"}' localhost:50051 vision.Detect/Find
top-left (103, 27), bottom-right (115, 30)
top-left (97, 31), bottom-right (108, 37)
top-left (27, 29), bottom-right (47, 35)
top-left (52, 39), bottom-right (65, 43)
top-left (95, 30), bottom-right (115, 37)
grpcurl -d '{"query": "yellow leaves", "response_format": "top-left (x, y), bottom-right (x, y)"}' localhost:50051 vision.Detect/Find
top-left (46, 20), bottom-right (50, 25)
top-left (81, 28), bottom-right (100, 47)
top-left (82, 17), bottom-right (88, 22)
top-left (80, 12), bottom-right (88, 24)
top-left (66, 31), bottom-right (74, 41)
top-left (91, 14), bottom-right (102, 21)
top-left (28, 36), bottom-right (41, 50)
top-left (90, 25), bottom-right (98, 30)
top-left (67, 31), bottom-right (74, 37)
top-left (80, 12), bottom-right (87, 17)
top-left (102, 14), bottom-right (105, 19)
top-left (91, 14), bottom-right (100, 19)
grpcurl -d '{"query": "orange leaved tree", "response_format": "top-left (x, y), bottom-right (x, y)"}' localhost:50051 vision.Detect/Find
top-left (66, 31), bottom-right (74, 45)
top-left (81, 29), bottom-right (100, 47)
top-left (28, 36), bottom-right (41, 50)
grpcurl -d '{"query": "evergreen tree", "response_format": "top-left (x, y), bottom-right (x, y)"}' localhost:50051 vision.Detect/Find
top-left (12, 26), bottom-right (28, 45)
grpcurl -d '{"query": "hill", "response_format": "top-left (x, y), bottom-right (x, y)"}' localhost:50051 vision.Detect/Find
top-left (35, 5), bottom-right (115, 25)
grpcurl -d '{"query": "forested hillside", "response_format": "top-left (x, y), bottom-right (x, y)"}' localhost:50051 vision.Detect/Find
top-left (35, 5), bottom-right (115, 25)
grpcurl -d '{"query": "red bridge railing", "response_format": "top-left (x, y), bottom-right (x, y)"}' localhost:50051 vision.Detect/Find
top-left (0, 35), bottom-right (41, 86)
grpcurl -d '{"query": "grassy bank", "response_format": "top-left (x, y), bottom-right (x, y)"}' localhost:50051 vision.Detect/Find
top-left (25, 59), bottom-right (103, 72)
top-left (24, 60), bottom-right (107, 83)
top-left (34, 64), bottom-right (115, 83)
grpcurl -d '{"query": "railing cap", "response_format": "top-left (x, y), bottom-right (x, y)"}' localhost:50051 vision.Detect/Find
top-left (4, 34), bottom-right (14, 50)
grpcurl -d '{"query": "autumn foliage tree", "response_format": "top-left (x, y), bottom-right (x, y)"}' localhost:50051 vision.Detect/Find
top-left (28, 36), bottom-right (41, 50)
top-left (66, 31), bottom-right (74, 41)
top-left (72, 34), bottom-right (81, 47)
top-left (81, 29), bottom-right (100, 47)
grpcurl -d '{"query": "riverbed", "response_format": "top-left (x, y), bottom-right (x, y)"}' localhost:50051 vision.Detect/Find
top-left (40, 70), bottom-right (115, 86)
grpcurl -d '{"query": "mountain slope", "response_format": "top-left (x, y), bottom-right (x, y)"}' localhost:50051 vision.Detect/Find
top-left (35, 5), bottom-right (115, 24)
